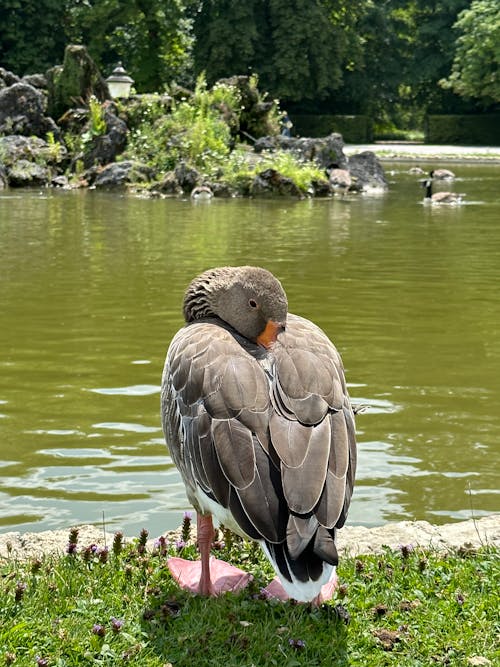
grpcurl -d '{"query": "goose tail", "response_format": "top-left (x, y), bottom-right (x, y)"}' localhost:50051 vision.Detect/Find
top-left (261, 525), bottom-right (338, 602)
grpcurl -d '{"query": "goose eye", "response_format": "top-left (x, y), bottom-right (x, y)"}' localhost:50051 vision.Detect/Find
top-left (249, 299), bottom-right (258, 308)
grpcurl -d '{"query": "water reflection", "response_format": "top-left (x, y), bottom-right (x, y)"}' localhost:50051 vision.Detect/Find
top-left (1, 163), bottom-right (499, 535)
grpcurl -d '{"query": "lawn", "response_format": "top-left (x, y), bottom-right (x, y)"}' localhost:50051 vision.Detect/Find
top-left (1, 522), bottom-right (498, 666)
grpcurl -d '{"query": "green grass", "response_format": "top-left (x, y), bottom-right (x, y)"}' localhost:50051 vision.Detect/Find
top-left (1, 523), bottom-right (498, 667)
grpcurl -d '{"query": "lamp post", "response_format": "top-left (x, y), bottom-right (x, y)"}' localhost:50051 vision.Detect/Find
top-left (106, 63), bottom-right (134, 99)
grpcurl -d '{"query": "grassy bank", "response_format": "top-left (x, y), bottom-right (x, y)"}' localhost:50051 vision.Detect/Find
top-left (1, 524), bottom-right (498, 666)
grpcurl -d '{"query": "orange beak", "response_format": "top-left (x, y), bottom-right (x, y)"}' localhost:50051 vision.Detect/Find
top-left (256, 320), bottom-right (285, 349)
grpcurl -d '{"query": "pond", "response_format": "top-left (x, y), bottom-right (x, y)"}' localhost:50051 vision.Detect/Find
top-left (1, 161), bottom-right (499, 537)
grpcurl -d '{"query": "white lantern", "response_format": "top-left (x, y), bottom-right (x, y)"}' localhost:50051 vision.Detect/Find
top-left (106, 63), bottom-right (134, 99)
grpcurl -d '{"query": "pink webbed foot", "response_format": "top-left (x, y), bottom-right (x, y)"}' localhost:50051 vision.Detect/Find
top-left (168, 556), bottom-right (253, 596)
top-left (262, 571), bottom-right (338, 605)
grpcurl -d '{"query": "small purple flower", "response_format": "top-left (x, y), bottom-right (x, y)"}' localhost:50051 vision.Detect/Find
top-left (176, 539), bottom-right (186, 551)
top-left (92, 624), bottom-right (106, 637)
top-left (35, 656), bottom-right (49, 667)
top-left (154, 535), bottom-right (168, 556)
top-left (15, 582), bottom-right (27, 602)
top-left (66, 542), bottom-right (78, 555)
top-left (111, 617), bottom-right (124, 633)
top-left (289, 638), bottom-right (306, 650)
top-left (399, 543), bottom-right (414, 558)
top-left (98, 546), bottom-right (109, 564)
top-left (68, 527), bottom-right (79, 544)
top-left (182, 511), bottom-right (193, 542)
top-left (113, 531), bottom-right (124, 555)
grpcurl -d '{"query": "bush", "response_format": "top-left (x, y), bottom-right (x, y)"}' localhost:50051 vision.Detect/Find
top-left (425, 114), bottom-right (500, 145)
top-left (292, 114), bottom-right (373, 142)
top-left (125, 74), bottom-right (241, 174)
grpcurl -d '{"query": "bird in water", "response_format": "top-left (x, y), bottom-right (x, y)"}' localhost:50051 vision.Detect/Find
top-left (190, 185), bottom-right (214, 200)
top-left (422, 176), bottom-right (464, 205)
top-left (325, 163), bottom-right (352, 196)
top-left (161, 266), bottom-right (357, 604)
top-left (430, 168), bottom-right (455, 180)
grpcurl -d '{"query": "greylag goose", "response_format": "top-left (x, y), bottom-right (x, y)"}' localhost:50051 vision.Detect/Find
top-left (325, 163), bottom-right (352, 196)
top-left (190, 185), bottom-right (213, 200)
top-left (430, 168), bottom-right (455, 180)
top-left (422, 177), bottom-right (464, 205)
top-left (161, 266), bottom-right (357, 604)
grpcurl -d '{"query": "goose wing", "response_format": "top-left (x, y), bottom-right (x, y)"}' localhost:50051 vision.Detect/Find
top-left (161, 314), bottom-right (356, 559)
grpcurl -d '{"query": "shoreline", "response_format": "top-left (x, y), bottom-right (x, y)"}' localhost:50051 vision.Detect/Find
top-left (344, 142), bottom-right (500, 164)
top-left (1, 514), bottom-right (498, 561)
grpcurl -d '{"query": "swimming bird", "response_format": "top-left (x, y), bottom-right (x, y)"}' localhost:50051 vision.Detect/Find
top-left (422, 177), bottom-right (464, 205)
top-left (190, 185), bottom-right (213, 200)
top-left (325, 163), bottom-right (352, 196)
top-left (161, 266), bottom-right (357, 604)
top-left (430, 168), bottom-right (455, 180)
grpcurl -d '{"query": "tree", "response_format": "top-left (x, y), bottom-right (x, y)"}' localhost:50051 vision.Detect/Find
top-left (405, 0), bottom-right (471, 112)
top-left (0, 0), bottom-right (69, 74)
top-left (66, 0), bottom-right (194, 92)
top-left (192, 1), bottom-right (260, 83)
top-left (441, 0), bottom-right (500, 106)
top-left (192, 0), bottom-right (365, 104)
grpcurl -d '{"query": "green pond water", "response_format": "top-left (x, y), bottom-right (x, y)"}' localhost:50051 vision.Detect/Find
top-left (0, 162), bottom-right (499, 537)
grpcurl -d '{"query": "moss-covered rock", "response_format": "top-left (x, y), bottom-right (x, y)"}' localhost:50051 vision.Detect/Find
top-left (46, 45), bottom-right (109, 121)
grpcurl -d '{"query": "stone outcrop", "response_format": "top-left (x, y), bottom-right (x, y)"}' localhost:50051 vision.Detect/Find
top-left (348, 150), bottom-right (388, 193)
top-left (80, 106), bottom-right (128, 169)
top-left (0, 135), bottom-right (68, 187)
top-left (0, 82), bottom-right (59, 138)
top-left (46, 44), bottom-right (109, 120)
top-left (254, 133), bottom-right (346, 169)
top-left (0, 48), bottom-right (388, 197)
top-left (91, 161), bottom-right (153, 188)
top-left (251, 168), bottom-right (303, 198)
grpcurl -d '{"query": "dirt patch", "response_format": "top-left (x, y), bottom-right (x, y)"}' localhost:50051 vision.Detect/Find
top-left (0, 515), bottom-right (497, 561)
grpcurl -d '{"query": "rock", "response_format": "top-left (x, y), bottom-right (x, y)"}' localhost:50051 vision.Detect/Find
top-left (152, 171), bottom-right (182, 196)
top-left (81, 106), bottom-right (128, 169)
top-left (46, 44), bottom-right (109, 120)
top-left (7, 159), bottom-right (50, 186)
top-left (254, 133), bottom-right (346, 169)
top-left (218, 75), bottom-right (278, 138)
top-left (92, 161), bottom-right (153, 188)
top-left (210, 181), bottom-right (236, 198)
top-left (174, 163), bottom-right (200, 193)
top-left (310, 178), bottom-right (332, 197)
top-left (251, 168), bottom-right (303, 198)
top-left (0, 67), bottom-right (20, 89)
top-left (21, 74), bottom-right (47, 90)
top-left (0, 165), bottom-right (8, 188)
top-left (0, 515), bottom-right (497, 561)
top-left (51, 175), bottom-right (70, 188)
top-left (0, 135), bottom-right (68, 187)
top-left (348, 151), bottom-right (388, 193)
top-left (0, 82), bottom-right (59, 138)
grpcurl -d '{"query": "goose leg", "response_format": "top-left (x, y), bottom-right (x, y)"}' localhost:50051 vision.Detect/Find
top-left (167, 513), bottom-right (253, 596)
top-left (197, 513), bottom-right (215, 595)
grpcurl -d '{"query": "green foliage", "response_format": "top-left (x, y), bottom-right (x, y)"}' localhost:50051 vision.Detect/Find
top-left (192, 0), bottom-right (366, 103)
top-left (125, 74), bottom-right (240, 173)
top-left (0, 525), bottom-right (498, 667)
top-left (221, 148), bottom-right (325, 195)
top-left (88, 96), bottom-right (107, 137)
top-left (66, 0), bottom-right (194, 92)
top-left (292, 114), bottom-right (372, 142)
top-left (426, 114), bottom-right (500, 145)
top-left (0, 0), bottom-right (68, 74)
top-left (440, 0), bottom-right (500, 106)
